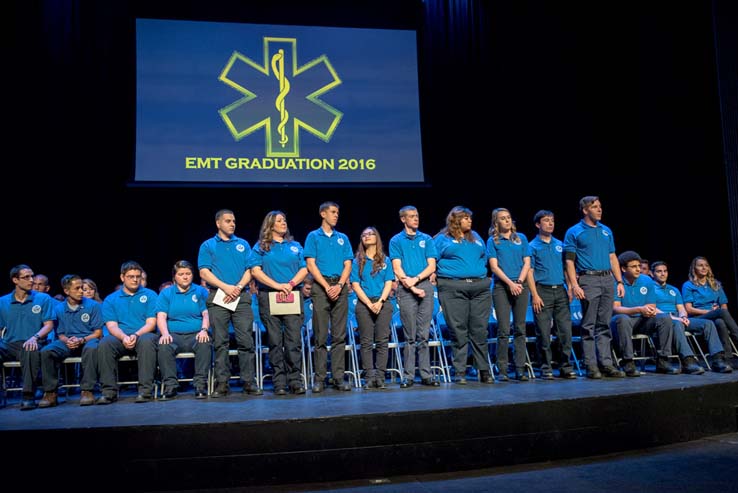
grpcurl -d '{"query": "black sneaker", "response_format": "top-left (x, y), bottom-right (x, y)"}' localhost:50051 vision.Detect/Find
top-left (95, 394), bottom-right (117, 405)
top-left (559, 368), bottom-right (578, 379)
top-left (710, 355), bottom-right (733, 373)
top-left (243, 383), bottom-right (264, 396)
top-left (681, 356), bottom-right (705, 375)
top-left (622, 360), bottom-right (640, 377)
top-left (586, 367), bottom-right (603, 379)
top-left (210, 384), bottom-right (230, 398)
top-left (601, 365), bottom-right (625, 378)
top-left (332, 379), bottom-right (352, 391)
top-left (655, 359), bottom-right (681, 375)
top-left (194, 387), bottom-right (208, 399)
top-left (161, 389), bottom-right (178, 400)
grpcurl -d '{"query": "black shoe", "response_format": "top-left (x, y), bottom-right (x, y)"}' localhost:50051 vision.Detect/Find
top-left (478, 370), bottom-right (494, 384)
top-left (161, 389), bottom-right (178, 400)
top-left (496, 372), bottom-right (509, 382)
top-left (375, 379), bottom-right (387, 390)
top-left (400, 379), bottom-right (415, 388)
top-left (20, 399), bottom-right (37, 411)
top-left (210, 384), bottom-right (230, 398)
top-left (622, 360), bottom-right (640, 377)
top-left (195, 388), bottom-right (207, 399)
top-left (274, 387), bottom-right (288, 396)
top-left (681, 356), bottom-right (705, 375)
top-left (456, 376), bottom-right (467, 385)
top-left (515, 369), bottom-right (530, 382)
top-left (710, 356), bottom-right (733, 373)
top-left (243, 384), bottom-right (264, 396)
top-left (332, 379), bottom-right (352, 391)
top-left (541, 370), bottom-right (555, 380)
top-left (290, 384), bottom-right (306, 395)
top-left (362, 380), bottom-right (375, 390)
top-left (601, 365), bottom-right (626, 378)
top-left (655, 359), bottom-right (681, 375)
top-left (135, 393), bottom-right (153, 403)
top-left (560, 369), bottom-right (578, 379)
top-left (421, 377), bottom-right (441, 386)
top-left (95, 394), bottom-right (117, 405)
top-left (312, 381), bottom-right (325, 393)
top-left (586, 367), bottom-right (603, 379)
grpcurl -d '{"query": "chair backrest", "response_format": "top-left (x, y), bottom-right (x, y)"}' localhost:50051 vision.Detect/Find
top-left (570, 298), bottom-right (583, 326)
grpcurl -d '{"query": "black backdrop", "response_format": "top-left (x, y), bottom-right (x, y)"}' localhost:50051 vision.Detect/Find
top-left (5, 0), bottom-right (735, 302)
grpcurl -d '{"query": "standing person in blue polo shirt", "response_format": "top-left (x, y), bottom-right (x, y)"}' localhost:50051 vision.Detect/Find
top-left (682, 256), bottom-right (738, 360)
top-left (198, 209), bottom-right (260, 398)
top-left (487, 207), bottom-right (531, 382)
top-left (526, 210), bottom-right (578, 380)
top-left (389, 205), bottom-right (440, 388)
top-left (433, 206), bottom-right (494, 384)
top-left (651, 261), bottom-right (731, 373)
top-left (250, 210), bottom-right (309, 395)
top-left (0, 264), bottom-right (56, 410)
top-left (610, 251), bottom-right (680, 376)
top-left (351, 226), bottom-right (395, 390)
top-left (304, 201), bottom-right (354, 392)
top-left (38, 274), bottom-right (102, 408)
top-left (563, 196), bottom-right (626, 379)
top-left (156, 260), bottom-right (212, 400)
top-left (96, 261), bottom-right (159, 404)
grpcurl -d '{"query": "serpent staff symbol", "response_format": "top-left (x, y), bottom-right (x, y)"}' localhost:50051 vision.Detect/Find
top-left (271, 49), bottom-right (290, 148)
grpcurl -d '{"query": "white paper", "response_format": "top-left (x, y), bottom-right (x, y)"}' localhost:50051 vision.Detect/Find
top-left (213, 288), bottom-right (239, 312)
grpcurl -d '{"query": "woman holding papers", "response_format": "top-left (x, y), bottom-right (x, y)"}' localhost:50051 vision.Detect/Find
top-left (250, 210), bottom-right (309, 395)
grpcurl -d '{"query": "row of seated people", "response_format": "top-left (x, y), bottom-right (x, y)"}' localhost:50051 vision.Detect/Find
top-left (3, 266), bottom-right (737, 409)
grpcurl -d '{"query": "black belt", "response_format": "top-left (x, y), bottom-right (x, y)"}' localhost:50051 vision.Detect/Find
top-left (536, 283), bottom-right (564, 289)
top-left (323, 275), bottom-right (341, 284)
top-left (578, 270), bottom-right (611, 277)
top-left (438, 277), bottom-right (485, 283)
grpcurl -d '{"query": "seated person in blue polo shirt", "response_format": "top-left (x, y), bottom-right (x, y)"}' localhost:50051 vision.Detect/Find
top-left (96, 260), bottom-right (159, 404)
top-left (38, 274), bottom-right (103, 408)
top-left (682, 256), bottom-right (738, 360)
top-left (0, 264), bottom-right (56, 410)
top-left (610, 251), bottom-right (679, 376)
top-left (651, 261), bottom-right (731, 373)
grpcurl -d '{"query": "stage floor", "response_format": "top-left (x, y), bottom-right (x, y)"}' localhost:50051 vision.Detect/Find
top-left (3, 366), bottom-right (738, 491)
top-left (2, 368), bottom-right (737, 431)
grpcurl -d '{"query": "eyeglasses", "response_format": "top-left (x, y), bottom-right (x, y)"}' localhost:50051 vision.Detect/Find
top-left (18, 275), bottom-right (34, 280)
top-left (361, 232), bottom-right (376, 238)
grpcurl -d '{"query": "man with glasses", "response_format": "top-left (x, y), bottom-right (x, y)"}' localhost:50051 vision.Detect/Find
top-left (0, 265), bottom-right (56, 410)
top-left (96, 261), bottom-right (159, 404)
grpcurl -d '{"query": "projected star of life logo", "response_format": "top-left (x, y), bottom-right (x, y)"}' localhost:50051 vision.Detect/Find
top-left (218, 37), bottom-right (343, 158)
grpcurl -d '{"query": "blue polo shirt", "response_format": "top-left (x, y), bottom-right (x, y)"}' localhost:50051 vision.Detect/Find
top-left (155, 284), bottom-right (208, 334)
top-left (0, 291), bottom-right (57, 343)
top-left (250, 239), bottom-right (306, 287)
top-left (486, 233), bottom-right (530, 281)
top-left (563, 220), bottom-right (616, 272)
top-left (652, 282), bottom-right (683, 316)
top-left (528, 235), bottom-right (566, 286)
top-left (198, 234), bottom-right (253, 288)
top-left (303, 228), bottom-right (353, 277)
top-left (434, 231), bottom-right (489, 279)
top-left (350, 256), bottom-right (395, 298)
top-left (616, 275), bottom-right (657, 317)
top-left (681, 280), bottom-right (728, 310)
top-left (102, 287), bottom-right (158, 336)
top-left (388, 230), bottom-right (438, 277)
top-left (54, 297), bottom-right (103, 338)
